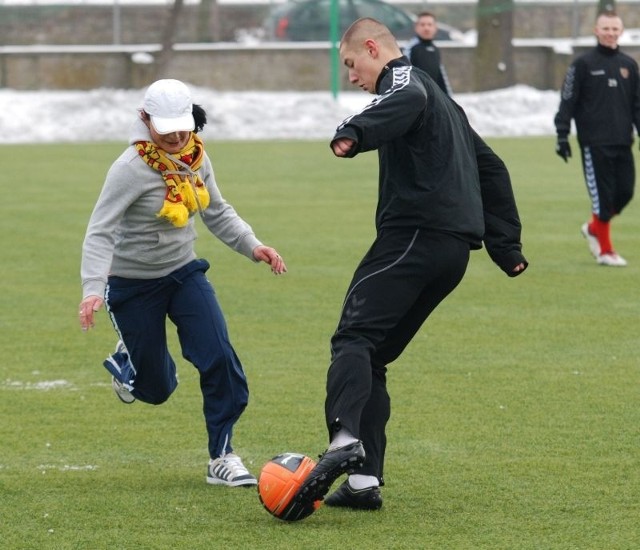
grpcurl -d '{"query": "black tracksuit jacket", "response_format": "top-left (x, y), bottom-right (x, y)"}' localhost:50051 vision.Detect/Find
top-left (331, 57), bottom-right (527, 276)
top-left (555, 43), bottom-right (640, 146)
top-left (404, 36), bottom-right (451, 96)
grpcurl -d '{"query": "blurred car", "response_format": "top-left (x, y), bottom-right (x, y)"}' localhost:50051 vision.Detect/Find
top-left (263, 0), bottom-right (461, 42)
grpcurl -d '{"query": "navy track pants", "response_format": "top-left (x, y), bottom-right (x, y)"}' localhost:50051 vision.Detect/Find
top-left (104, 258), bottom-right (249, 459)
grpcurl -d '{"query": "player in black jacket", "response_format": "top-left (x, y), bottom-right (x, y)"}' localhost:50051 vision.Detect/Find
top-left (403, 11), bottom-right (452, 96)
top-left (554, 11), bottom-right (640, 267)
top-left (285, 18), bottom-right (527, 519)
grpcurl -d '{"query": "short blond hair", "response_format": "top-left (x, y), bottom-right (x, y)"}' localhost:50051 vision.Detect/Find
top-left (341, 17), bottom-right (400, 53)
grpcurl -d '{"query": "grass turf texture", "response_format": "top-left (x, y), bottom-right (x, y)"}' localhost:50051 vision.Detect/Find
top-left (1, 137), bottom-right (638, 549)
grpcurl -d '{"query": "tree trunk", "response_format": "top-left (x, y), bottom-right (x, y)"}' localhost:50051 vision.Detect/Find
top-left (474, 0), bottom-right (515, 91)
top-left (197, 0), bottom-right (221, 43)
top-left (154, 0), bottom-right (186, 79)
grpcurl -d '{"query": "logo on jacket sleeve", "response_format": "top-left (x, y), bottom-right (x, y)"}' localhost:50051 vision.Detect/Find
top-left (392, 66), bottom-right (411, 88)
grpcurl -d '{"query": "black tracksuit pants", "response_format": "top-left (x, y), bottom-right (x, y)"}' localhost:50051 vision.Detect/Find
top-left (580, 144), bottom-right (635, 221)
top-left (325, 227), bottom-right (471, 482)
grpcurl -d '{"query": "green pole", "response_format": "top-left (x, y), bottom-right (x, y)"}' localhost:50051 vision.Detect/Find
top-left (329, 0), bottom-right (339, 99)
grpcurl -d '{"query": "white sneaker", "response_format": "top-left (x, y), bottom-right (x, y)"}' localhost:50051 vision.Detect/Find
top-left (112, 376), bottom-right (136, 404)
top-left (114, 339), bottom-right (127, 355)
top-left (597, 252), bottom-right (627, 267)
top-left (581, 223), bottom-right (600, 258)
top-left (105, 340), bottom-right (135, 404)
top-left (206, 453), bottom-right (257, 487)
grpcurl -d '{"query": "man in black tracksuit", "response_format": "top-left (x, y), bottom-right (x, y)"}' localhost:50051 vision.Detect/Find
top-left (287, 18), bottom-right (527, 519)
top-left (554, 11), bottom-right (640, 267)
top-left (404, 11), bottom-right (452, 96)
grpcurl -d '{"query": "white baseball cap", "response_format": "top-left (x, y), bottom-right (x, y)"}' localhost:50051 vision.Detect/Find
top-left (142, 79), bottom-right (195, 135)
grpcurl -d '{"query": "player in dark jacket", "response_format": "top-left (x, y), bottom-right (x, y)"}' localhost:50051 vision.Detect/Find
top-left (554, 11), bottom-right (640, 267)
top-left (286, 17), bottom-right (527, 519)
top-left (403, 11), bottom-right (452, 96)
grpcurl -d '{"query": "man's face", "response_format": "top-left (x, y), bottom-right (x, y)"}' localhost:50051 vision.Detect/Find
top-left (594, 15), bottom-right (623, 49)
top-left (415, 15), bottom-right (437, 40)
top-left (340, 43), bottom-right (383, 94)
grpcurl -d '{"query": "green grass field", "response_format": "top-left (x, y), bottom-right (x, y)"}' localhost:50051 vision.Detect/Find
top-left (1, 137), bottom-right (638, 549)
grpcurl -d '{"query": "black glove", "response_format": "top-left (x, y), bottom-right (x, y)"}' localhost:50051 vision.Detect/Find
top-left (555, 137), bottom-right (571, 162)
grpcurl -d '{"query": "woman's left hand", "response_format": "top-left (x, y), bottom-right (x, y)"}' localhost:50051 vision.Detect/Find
top-left (253, 246), bottom-right (287, 275)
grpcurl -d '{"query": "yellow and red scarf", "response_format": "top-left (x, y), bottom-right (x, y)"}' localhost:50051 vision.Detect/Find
top-left (135, 134), bottom-right (210, 227)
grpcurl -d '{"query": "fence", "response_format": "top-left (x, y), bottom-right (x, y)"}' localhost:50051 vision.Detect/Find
top-left (1, 1), bottom-right (639, 91)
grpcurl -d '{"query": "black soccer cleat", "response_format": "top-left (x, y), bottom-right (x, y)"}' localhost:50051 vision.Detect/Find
top-left (278, 499), bottom-right (319, 522)
top-left (291, 441), bottom-right (365, 512)
top-left (325, 480), bottom-right (383, 510)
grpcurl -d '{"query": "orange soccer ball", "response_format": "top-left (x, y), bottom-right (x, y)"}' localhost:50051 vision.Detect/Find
top-left (258, 452), bottom-right (322, 521)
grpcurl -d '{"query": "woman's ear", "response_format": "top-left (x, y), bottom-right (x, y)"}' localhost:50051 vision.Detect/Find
top-left (140, 110), bottom-right (151, 128)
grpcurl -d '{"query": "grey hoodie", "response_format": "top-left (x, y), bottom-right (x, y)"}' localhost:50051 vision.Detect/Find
top-left (81, 118), bottom-right (262, 299)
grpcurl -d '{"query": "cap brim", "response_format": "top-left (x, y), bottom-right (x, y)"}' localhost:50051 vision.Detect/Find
top-left (150, 113), bottom-right (195, 135)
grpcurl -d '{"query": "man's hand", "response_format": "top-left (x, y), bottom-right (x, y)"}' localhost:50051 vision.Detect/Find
top-left (555, 137), bottom-right (572, 162)
top-left (331, 138), bottom-right (355, 157)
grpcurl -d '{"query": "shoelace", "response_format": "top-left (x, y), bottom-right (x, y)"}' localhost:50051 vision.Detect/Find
top-left (219, 454), bottom-right (250, 476)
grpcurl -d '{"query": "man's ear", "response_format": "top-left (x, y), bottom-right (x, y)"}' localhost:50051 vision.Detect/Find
top-left (364, 38), bottom-right (379, 57)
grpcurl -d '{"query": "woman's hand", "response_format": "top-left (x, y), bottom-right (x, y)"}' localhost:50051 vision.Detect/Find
top-left (78, 295), bottom-right (104, 331)
top-left (253, 246), bottom-right (287, 275)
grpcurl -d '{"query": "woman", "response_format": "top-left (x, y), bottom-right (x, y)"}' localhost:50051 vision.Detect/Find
top-left (79, 79), bottom-right (286, 486)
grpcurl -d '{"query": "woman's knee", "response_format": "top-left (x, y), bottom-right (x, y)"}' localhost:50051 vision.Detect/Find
top-left (133, 378), bottom-right (177, 405)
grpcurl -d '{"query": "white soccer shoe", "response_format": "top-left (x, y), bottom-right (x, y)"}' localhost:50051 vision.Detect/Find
top-left (581, 222), bottom-right (600, 258)
top-left (596, 252), bottom-right (627, 267)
